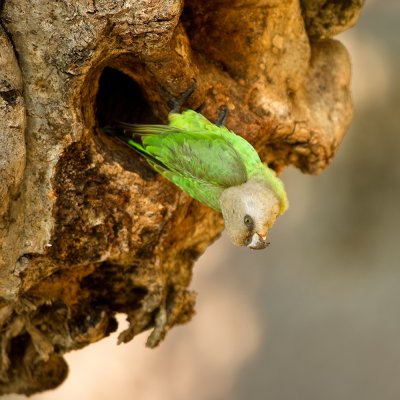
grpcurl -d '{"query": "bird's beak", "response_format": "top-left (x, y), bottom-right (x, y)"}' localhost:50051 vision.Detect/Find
top-left (247, 233), bottom-right (270, 250)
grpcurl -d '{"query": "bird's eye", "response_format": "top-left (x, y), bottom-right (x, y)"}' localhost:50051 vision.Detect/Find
top-left (243, 215), bottom-right (254, 229)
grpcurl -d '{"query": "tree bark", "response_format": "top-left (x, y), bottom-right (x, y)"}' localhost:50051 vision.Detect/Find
top-left (0, 0), bottom-right (363, 395)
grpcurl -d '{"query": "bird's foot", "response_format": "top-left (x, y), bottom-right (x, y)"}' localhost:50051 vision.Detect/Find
top-left (160, 80), bottom-right (197, 114)
top-left (215, 106), bottom-right (229, 126)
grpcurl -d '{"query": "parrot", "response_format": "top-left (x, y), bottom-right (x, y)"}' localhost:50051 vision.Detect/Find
top-left (109, 94), bottom-right (288, 250)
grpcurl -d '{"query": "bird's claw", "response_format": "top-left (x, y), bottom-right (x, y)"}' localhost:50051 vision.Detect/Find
top-left (215, 106), bottom-right (229, 126)
top-left (160, 80), bottom-right (197, 114)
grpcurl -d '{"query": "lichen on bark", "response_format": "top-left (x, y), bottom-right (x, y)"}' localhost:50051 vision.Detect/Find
top-left (0, 0), bottom-right (363, 395)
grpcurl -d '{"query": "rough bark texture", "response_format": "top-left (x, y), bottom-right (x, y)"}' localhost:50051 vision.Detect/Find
top-left (0, 0), bottom-right (363, 395)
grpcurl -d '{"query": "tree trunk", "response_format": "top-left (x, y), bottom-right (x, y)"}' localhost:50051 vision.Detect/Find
top-left (0, 0), bottom-right (363, 395)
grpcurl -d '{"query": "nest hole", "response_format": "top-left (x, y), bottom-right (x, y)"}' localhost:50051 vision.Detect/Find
top-left (95, 67), bottom-right (157, 127)
top-left (93, 67), bottom-right (158, 178)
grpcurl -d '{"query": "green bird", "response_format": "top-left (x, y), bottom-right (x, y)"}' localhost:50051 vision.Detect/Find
top-left (113, 107), bottom-right (288, 250)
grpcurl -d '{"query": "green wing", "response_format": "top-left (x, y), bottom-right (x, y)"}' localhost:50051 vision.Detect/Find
top-left (122, 114), bottom-right (249, 210)
top-left (169, 110), bottom-right (288, 214)
top-left (118, 109), bottom-right (288, 213)
top-left (169, 110), bottom-right (263, 176)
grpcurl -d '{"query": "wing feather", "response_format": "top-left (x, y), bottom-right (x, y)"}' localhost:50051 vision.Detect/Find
top-left (117, 115), bottom-right (249, 210)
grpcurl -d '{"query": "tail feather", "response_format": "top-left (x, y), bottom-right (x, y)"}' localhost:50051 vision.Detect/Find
top-left (103, 123), bottom-right (168, 171)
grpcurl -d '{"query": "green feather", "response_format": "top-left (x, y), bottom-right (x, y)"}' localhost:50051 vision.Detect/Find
top-left (120, 109), bottom-right (287, 213)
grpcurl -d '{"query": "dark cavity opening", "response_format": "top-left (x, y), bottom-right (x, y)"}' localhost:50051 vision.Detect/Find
top-left (93, 67), bottom-right (158, 179)
top-left (95, 67), bottom-right (157, 128)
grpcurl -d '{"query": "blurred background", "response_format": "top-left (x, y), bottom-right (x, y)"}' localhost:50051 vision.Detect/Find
top-left (6, 1), bottom-right (400, 399)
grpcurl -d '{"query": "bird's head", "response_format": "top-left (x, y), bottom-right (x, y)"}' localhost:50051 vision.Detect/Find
top-left (219, 180), bottom-right (281, 250)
